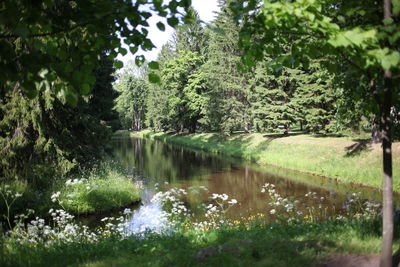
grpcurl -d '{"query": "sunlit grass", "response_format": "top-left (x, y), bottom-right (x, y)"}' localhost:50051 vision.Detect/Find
top-left (58, 162), bottom-right (141, 215)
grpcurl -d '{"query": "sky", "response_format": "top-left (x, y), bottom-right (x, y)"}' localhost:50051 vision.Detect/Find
top-left (118, 0), bottom-right (220, 65)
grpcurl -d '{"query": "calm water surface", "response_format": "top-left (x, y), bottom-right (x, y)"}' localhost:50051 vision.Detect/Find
top-left (110, 137), bottom-right (387, 233)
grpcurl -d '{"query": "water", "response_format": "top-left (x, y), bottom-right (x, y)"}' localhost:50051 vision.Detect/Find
top-left (111, 137), bottom-right (386, 233)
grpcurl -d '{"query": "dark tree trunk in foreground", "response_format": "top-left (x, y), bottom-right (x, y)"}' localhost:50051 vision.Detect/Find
top-left (379, 3), bottom-right (394, 257)
top-left (380, 68), bottom-right (393, 267)
top-left (372, 116), bottom-right (382, 144)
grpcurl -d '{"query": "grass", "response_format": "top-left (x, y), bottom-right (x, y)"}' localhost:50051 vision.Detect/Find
top-left (0, 161), bottom-right (141, 220)
top-left (57, 162), bottom-right (141, 215)
top-left (59, 178), bottom-right (140, 215)
top-left (127, 130), bottom-right (400, 192)
top-left (1, 218), bottom-right (397, 267)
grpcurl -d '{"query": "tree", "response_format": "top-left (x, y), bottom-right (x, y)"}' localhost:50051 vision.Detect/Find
top-left (114, 71), bottom-right (149, 131)
top-left (231, 0), bottom-right (399, 265)
top-left (148, 51), bottom-right (206, 132)
top-left (0, 53), bottom-right (116, 183)
top-left (204, 0), bottom-right (252, 134)
top-left (173, 7), bottom-right (209, 57)
top-left (88, 52), bottom-right (120, 130)
top-left (0, 0), bottom-right (191, 103)
top-left (291, 61), bottom-right (337, 133)
top-left (251, 64), bottom-right (298, 132)
top-left (146, 10), bottom-right (209, 133)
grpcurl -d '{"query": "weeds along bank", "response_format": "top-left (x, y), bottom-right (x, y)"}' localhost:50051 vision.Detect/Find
top-left (0, 183), bottom-right (396, 266)
top-left (127, 130), bottom-right (400, 192)
top-left (0, 161), bottom-right (141, 220)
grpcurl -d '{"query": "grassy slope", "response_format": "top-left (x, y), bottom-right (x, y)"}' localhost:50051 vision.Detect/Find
top-left (127, 130), bottom-right (400, 192)
top-left (1, 219), bottom-right (394, 267)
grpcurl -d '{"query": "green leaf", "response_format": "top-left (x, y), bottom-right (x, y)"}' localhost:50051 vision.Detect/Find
top-left (54, 83), bottom-right (63, 93)
top-left (328, 33), bottom-right (351, 47)
top-left (381, 51), bottom-right (400, 70)
top-left (38, 69), bottom-right (49, 78)
top-left (141, 39), bottom-right (155, 51)
top-left (394, 0), bottom-right (400, 15)
top-left (25, 88), bottom-right (38, 99)
top-left (135, 55), bottom-right (145, 66)
top-left (81, 83), bottom-right (91, 95)
top-left (130, 46), bottom-right (138, 55)
top-left (148, 72), bottom-right (161, 83)
top-left (243, 54), bottom-right (254, 67)
top-left (39, 80), bottom-right (50, 91)
top-left (167, 17), bottom-right (179, 27)
top-left (156, 21), bottom-right (165, 31)
top-left (114, 61), bottom-right (124, 69)
top-left (119, 47), bottom-right (127, 56)
top-left (148, 61), bottom-right (159, 70)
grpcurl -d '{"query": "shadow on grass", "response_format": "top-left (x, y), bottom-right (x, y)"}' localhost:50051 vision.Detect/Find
top-left (345, 139), bottom-right (372, 157)
top-left (312, 133), bottom-right (346, 138)
top-left (262, 131), bottom-right (305, 139)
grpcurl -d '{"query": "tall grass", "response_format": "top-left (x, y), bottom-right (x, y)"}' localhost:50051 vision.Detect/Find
top-left (57, 161), bottom-right (141, 215)
top-left (0, 219), bottom-right (394, 267)
top-left (0, 160), bottom-right (141, 222)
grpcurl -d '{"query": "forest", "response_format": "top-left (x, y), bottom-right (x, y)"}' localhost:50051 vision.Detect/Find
top-left (1, 0), bottom-right (400, 266)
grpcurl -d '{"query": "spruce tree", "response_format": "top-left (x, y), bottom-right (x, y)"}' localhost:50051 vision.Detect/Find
top-left (292, 62), bottom-right (337, 133)
top-left (0, 54), bottom-right (114, 183)
top-left (204, 0), bottom-right (252, 134)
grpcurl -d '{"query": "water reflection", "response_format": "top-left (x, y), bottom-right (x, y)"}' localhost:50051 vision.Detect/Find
top-left (125, 201), bottom-right (167, 234)
top-left (112, 137), bottom-right (387, 226)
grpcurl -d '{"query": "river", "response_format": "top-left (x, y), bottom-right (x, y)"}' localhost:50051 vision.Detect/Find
top-left (105, 136), bottom-right (389, 233)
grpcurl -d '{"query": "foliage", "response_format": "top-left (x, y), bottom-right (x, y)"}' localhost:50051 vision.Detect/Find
top-left (0, 0), bottom-right (191, 104)
top-left (0, 54), bottom-right (115, 183)
top-left (131, 0), bottom-right (367, 136)
top-left (159, 51), bottom-right (206, 132)
top-left (146, 8), bottom-right (208, 133)
top-left (88, 52), bottom-right (120, 131)
top-left (114, 63), bottom-right (149, 131)
top-left (230, 1), bottom-right (400, 264)
top-left (202, 0), bottom-right (252, 134)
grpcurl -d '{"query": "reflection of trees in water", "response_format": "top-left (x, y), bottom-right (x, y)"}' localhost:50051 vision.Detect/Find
top-left (112, 138), bottom-right (233, 185)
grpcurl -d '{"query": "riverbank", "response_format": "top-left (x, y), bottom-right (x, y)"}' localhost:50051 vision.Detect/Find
top-left (124, 130), bottom-right (400, 192)
top-left (0, 218), bottom-right (395, 266)
top-left (58, 162), bottom-right (141, 215)
top-left (0, 161), bottom-right (141, 219)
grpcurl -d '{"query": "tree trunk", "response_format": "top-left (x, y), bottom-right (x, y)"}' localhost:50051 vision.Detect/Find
top-left (380, 69), bottom-right (393, 267)
top-left (372, 116), bottom-right (382, 144)
top-left (380, 1), bottom-right (394, 266)
top-left (244, 121), bottom-right (249, 133)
